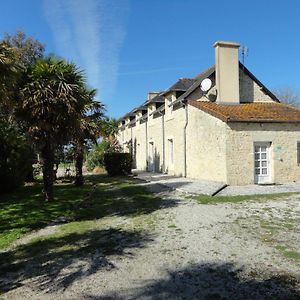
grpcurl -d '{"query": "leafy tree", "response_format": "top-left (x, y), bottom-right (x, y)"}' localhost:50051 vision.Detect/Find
top-left (0, 32), bottom-right (45, 185)
top-left (1, 31), bottom-right (45, 119)
top-left (19, 57), bottom-right (86, 201)
top-left (0, 41), bottom-right (35, 190)
top-left (0, 42), bottom-right (21, 118)
top-left (4, 31), bottom-right (45, 66)
top-left (0, 119), bottom-right (32, 193)
top-left (273, 86), bottom-right (300, 107)
top-left (86, 140), bottom-right (114, 171)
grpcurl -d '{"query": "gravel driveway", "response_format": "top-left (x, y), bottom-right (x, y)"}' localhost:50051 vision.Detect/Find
top-left (1, 184), bottom-right (299, 300)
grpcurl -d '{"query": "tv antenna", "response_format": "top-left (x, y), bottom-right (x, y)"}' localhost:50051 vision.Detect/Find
top-left (240, 46), bottom-right (249, 69)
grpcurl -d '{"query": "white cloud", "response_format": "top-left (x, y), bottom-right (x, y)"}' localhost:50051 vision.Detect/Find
top-left (118, 67), bottom-right (183, 76)
top-left (43, 0), bottom-right (129, 100)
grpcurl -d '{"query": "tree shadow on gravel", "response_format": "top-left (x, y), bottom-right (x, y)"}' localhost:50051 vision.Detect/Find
top-left (72, 181), bottom-right (180, 221)
top-left (89, 262), bottom-right (300, 300)
top-left (0, 175), bottom-right (179, 248)
top-left (0, 228), bottom-right (153, 294)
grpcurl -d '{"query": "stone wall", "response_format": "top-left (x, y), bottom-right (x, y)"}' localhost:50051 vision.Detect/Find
top-left (239, 69), bottom-right (274, 103)
top-left (186, 105), bottom-right (227, 182)
top-left (147, 112), bottom-right (164, 172)
top-left (226, 122), bottom-right (300, 185)
top-left (134, 120), bottom-right (148, 170)
top-left (164, 104), bottom-right (186, 176)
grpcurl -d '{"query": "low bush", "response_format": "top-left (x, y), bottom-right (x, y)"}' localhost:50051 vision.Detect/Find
top-left (103, 153), bottom-right (132, 176)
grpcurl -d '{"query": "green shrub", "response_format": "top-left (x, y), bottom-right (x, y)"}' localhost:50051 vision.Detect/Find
top-left (104, 153), bottom-right (132, 176)
top-left (86, 140), bottom-right (113, 171)
top-left (0, 120), bottom-right (33, 193)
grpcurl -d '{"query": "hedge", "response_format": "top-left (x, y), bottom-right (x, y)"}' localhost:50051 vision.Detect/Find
top-left (103, 153), bottom-right (132, 176)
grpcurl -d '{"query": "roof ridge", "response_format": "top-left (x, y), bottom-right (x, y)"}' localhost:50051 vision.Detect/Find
top-left (193, 65), bottom-right (215, 79)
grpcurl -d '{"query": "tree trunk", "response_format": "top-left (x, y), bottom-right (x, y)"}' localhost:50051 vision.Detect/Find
top-left (41, 143), bottom-right (54, 201)
top-left (74, 139), bottom-right (84, 187)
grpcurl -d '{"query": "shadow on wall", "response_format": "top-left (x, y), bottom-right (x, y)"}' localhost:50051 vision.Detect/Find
top-left (127, 138), bottom-right (137, 169)
top-left (240, 69), bottom-right (254, 103)
top-left (132, 138), bottom-right (137, 169)
top-left (147, 147), bottom-right (161, 173)
top-left (90, 262), bottom-right (300, 299)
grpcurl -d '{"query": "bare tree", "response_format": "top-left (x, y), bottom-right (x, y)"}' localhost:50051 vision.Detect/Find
top-left (273, 86), bottom-right (300, 107)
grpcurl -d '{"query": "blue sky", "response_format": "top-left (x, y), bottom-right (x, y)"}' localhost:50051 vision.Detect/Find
top-left (1, 0), bottom-right (299, 118)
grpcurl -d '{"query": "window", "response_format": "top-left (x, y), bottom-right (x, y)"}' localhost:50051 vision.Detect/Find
top-left (297, 142), bottom-right (300, 165)
top-left (254, 143), bottom-right (269, 176)
top-left (168, 139), bottom-right (174, 164)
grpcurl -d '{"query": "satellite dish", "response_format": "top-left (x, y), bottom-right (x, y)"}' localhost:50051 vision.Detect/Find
top-left (200, 78), bottom-right (212, 92)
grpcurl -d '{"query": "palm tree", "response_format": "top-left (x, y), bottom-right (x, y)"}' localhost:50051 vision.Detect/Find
top-left (74, 88), bottom-right (105, 186)
top-left (20, 57), bottom-right (86, 201)
top-left (99, 117), bottom-right (120, 151)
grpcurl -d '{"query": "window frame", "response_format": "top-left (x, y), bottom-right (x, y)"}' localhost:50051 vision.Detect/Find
top-left (297, 142), bottom-right (300, 165)
top-left (168, 138), bottom-right (174, 165)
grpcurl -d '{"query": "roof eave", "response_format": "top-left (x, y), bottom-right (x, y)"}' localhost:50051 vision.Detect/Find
top-left (228, 119), bottom-right (300, 123)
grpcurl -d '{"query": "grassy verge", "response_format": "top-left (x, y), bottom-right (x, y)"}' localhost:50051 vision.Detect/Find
top-left (0, 175), bottom-right (164, 250)
top-left (192, 192), bottom-right (300, 204)
top-left (276, 246), bottom-right (300, 260)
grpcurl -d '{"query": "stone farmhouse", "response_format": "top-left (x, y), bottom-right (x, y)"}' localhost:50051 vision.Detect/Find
top-left (117, 41), bottom-right (300, 185)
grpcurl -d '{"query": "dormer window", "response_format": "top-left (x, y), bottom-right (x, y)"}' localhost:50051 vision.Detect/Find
top-left (155, 102), bottom-right (164, 110)
top-left (176, 91), bottom-right (185, 98)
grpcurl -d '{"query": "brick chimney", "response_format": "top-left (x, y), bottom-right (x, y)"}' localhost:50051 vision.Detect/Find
top-left (214, 41), bottom-right (240, 105)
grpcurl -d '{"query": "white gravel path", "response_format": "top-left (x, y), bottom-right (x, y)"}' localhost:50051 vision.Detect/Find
top-left (135, 171), bottom-right (300, 196)
top-left (1, 188), bottom-right (299, 300)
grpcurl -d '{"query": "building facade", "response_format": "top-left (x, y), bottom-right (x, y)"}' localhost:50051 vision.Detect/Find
top-left (118, 41), bottom-right (300, 185)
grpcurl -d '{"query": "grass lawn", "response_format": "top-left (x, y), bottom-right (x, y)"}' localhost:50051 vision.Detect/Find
top-left (192, 192), bottom-right (300, 204)
top-left (0, 175), bottom-right (164, 250)
top-left (0, 174), bottom-right (179, 294)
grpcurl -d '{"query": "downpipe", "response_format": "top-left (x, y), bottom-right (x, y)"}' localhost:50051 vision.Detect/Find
top-left (145, 120), bottom-right (148, 170)
top-left (183, 103), bottom-right (188, 177)
top-left (157, 111), bottom-right (165, 173)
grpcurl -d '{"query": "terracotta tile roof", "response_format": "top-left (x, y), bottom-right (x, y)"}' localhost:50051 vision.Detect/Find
top-left (188, 100), bottom-right (300, 123)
